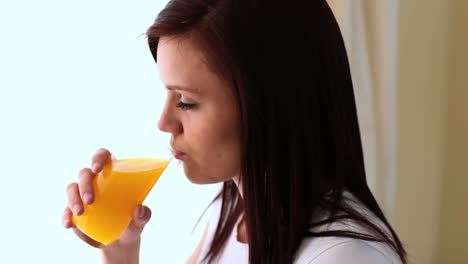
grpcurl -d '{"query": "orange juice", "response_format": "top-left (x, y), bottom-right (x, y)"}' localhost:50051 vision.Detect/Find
top-left (71, 158), bottom-right (169, 247)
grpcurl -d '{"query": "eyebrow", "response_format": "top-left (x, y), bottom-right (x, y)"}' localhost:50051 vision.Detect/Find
top-left (165, 85), bottom-right (198, 93)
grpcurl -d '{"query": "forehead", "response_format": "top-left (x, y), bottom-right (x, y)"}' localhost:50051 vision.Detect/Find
top-left (156, 36), bottom-right (209, 88)
top-left (156, 35), bottom-right (237, 102)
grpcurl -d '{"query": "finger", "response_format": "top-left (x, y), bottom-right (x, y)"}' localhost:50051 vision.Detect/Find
top-left (78, 168), bottom-right (95, 204)
top-left (128, 205), bottom-right (152, 234)
top-left (133, 205), bottom-right (152, 228)
top-left (66, 183), bottom-right (83, 216)
top-left (63, 207), bottom-right (73, 229)
top-left (91, 148), bottom-right (113, 173)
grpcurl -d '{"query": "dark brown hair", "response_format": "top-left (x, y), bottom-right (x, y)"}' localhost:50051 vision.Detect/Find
top-left (146, 0), bottom-right (407, 263)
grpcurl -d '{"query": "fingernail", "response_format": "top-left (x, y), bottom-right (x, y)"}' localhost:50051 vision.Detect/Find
top-left (139, 206), bottom-right (146, 219)
top-left (92, 163), bottom-right (100, 173)
top-left (83, 192), bottom-right (93, 204)
top-left (63, 219), bottom-right (70, 228)
top-left (73, 205), bottom-right (82, 216)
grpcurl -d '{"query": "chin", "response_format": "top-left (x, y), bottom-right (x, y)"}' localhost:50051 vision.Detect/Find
top-left (182, 165), bottom-right (212, 184)
top-left (184, 172), bottom-right (217, 185)
top-left (182, 164), bottom-right (229, 185)
top-left (186, 177), bottom-right (211, 185)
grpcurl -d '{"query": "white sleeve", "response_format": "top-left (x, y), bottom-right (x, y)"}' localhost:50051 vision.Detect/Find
top-left (306, 240), bottom-right (392, 264)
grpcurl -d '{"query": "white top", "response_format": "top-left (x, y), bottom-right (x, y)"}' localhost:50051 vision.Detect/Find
top-left (197, 191), bottom-right (402, 264)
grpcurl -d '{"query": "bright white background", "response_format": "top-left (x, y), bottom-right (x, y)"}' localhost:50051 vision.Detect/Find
top-left (0, 1), bottom-right (220, 263)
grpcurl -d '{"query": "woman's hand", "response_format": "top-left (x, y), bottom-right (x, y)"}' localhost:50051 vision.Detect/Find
top-left (62, 148), bottom-right (152, 263)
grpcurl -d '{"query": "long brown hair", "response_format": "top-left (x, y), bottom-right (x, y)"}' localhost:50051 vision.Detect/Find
top-left (146, 0), bottom-right (407, 263)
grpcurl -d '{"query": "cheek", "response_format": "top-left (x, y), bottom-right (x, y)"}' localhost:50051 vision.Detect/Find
top-left (206, 117), bottom-right (240, 156)
top-left (186, 105), bottom-right (240, 151)
top-left (191, 123), bottom-right (237, 160)
top-left (209, 121), bottom-right (241, 174)
top-left (187, 113), bottom-right (241, 177)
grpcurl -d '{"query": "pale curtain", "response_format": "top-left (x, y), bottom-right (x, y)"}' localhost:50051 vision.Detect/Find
top-left (327, 0), bottom-right (400, 220)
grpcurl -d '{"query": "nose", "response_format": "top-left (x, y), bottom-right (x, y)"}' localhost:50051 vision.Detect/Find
top-left (158, 101), bottom-right (183, 135)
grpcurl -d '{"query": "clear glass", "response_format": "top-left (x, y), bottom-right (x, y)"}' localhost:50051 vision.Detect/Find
top-left (71, 157), bottom-right (170, 248)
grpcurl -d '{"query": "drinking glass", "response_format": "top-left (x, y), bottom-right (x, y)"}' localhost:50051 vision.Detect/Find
top-left (71, 157), bottom-right (170, 248)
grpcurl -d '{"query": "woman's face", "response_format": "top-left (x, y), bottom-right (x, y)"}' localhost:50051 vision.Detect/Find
top-left (157, 36), bottom-right (241, 184)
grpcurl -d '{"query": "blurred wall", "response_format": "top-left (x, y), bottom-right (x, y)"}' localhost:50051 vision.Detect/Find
top-left (395, 0), bottom-right (468, 264)
top-left (394, 0), bottom-right (450, 263)
top-left (328, 0), bottom-right (468, 263)
top-left (436, 1), bottom-right (468, 263)
top-left (326, 0), bottom-right (344, 28)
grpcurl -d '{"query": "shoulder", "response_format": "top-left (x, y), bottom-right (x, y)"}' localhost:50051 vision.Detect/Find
top-left (293, 191), bottom-right (402, 264)
top-left (295, 237), bottom-right (394, 264)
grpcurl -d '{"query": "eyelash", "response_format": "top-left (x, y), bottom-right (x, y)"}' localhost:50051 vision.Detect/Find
top-left (176, 101), bottom-right (197, 110)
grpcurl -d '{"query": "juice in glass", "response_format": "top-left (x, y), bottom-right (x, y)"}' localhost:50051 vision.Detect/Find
top-left (71, 158), bottom-right (169, 247)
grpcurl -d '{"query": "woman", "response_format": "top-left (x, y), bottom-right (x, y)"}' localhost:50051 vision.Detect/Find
top-left (63, 0), bottom-right (407, 263)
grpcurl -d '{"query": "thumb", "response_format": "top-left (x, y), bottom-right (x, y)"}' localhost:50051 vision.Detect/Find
top-left (132, 205), bottom-right (152, 229)
top-left (121, 205), bottom-right (152, 241)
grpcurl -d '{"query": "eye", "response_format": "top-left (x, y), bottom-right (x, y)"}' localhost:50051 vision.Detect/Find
top-left (176, 101), bottom-right (197, 110)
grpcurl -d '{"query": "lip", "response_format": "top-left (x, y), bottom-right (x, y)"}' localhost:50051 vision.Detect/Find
top-left (171, 147), bottom-right (187, 160)
top-left (173, 151), bottom-right (186, 160)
